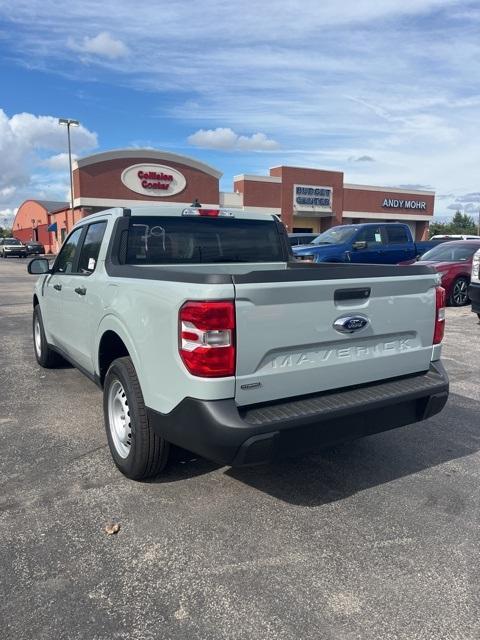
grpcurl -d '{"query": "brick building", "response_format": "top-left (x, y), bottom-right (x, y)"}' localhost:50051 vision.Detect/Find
top-left (13, 149), bottom-right (435, 252)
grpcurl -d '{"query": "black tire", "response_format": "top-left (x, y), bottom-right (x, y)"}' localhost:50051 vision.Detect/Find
top-left (449, 277), bottom-right (469, 307)
top-left (103, 356), bottom-right (169, 480)
top-left (33, 305), bottom-right (62, 368)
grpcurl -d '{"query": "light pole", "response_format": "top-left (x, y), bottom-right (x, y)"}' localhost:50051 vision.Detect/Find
top-left (58, 118), bottom-right (79, 230)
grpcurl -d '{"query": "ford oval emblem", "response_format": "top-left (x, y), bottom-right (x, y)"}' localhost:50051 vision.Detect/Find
top-left (333, 315), bottom-right (369, 334)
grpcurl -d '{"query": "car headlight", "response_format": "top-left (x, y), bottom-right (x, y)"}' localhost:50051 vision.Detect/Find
top-left (296, 254), bottom-right (315, 262)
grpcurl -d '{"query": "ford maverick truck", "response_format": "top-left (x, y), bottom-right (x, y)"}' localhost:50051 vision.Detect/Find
top-left (28, 206), bottom-right (449, 480)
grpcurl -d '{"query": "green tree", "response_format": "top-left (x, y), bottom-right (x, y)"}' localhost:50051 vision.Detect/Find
top-left (429, 211), bottom-right (478, 237)
top-left (450, 211), bottom-right (477, 234)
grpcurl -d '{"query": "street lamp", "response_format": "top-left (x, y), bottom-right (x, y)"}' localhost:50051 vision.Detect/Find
top-left (58, 118), bottom-right (79, 229)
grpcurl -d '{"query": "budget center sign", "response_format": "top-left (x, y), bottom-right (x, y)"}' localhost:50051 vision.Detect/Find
top-left (294, 184), bottom-right (333, 214)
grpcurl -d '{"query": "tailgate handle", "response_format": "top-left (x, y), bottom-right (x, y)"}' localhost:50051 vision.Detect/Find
top-left (334, 287), bottom-right (371, 302)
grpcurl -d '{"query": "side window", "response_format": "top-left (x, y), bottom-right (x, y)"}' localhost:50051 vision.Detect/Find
top-left (356, 226), bottom-right (384, 246)
top-left (77, 222), bottom-right (108, 274)
top-left (53, 227), bottom-right (84, 274)
top-left (386, 225), bottom-right (409, 244)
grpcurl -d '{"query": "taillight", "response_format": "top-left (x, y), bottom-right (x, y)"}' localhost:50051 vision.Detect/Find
top-left (179, 301), bottom-right (235, 377)
top-left (433, 286), bottom-right (446, 345)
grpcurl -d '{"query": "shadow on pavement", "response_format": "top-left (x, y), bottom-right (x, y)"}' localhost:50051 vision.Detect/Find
top-left (226, 392), bottom-right (480, 506)
top-left (158, 392), bottom-right (479, 506)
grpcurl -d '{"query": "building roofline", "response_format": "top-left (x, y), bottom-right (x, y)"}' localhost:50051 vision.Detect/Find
top-left (233, 174), bottom-right (281, 183)
top-left (269, 165), bottom-right (344, 175)
top-left (344, 183), bottom-right (435, 196)
top-left (73, 149), bottom-right (223, 179)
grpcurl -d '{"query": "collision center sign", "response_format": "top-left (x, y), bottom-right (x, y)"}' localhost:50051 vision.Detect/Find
top-left (121, 163), bottom-right (186, 197)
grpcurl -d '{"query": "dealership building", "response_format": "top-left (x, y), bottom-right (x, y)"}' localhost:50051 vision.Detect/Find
top-left (13, 149), bottom-right (435, 253)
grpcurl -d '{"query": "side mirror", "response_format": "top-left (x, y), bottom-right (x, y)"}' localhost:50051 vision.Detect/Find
top-left (28, 258), bottom-right (50, 274)
top-left (352, 240), bottom-right (367, 250)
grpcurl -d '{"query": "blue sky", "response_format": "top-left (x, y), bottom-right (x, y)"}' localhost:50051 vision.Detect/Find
top-left (1, 0), bottom-right (480, 226)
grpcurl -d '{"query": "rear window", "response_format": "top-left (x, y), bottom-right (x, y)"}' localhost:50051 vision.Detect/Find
top-left (125, 216), bottom-right (285, 264)
top-left (386, 226), bottom-right (409, 244)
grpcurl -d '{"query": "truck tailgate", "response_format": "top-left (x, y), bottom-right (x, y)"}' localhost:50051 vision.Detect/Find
top-left (233, 266), bottom-right (438, 406)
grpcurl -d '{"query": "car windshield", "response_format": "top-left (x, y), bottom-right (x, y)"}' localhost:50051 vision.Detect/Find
top-left (420, 243), bottom-right (480, 262)
top-left (311, 226), bottom-right (358, 245)
top-left (125, 216), bottom-right (286, 264)
top-left (5, 238), bottom-right (21, 245)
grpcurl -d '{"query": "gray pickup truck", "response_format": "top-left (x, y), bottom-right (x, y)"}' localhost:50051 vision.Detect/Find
top-left (28, 205), bottom-right (449, 480)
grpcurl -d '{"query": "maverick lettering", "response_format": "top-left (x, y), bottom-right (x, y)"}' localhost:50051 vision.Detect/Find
top-left (270, 338), bottom-right (412, 369)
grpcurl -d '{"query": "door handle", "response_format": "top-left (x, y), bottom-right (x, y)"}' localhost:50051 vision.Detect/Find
top-left (75, 287), bottom-right (87, 296)
top-left (53, 283), bottom-right (62, 291)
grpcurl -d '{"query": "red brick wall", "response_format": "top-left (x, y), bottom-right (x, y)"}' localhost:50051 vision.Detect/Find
top-left (13, 201), bottom-right (49, 232)
top-left (343, 187), bottom-right (434, 217)
top-left (74, 157), bottom-right (219, 205)
top-left (234, 179), bottom-right (281, 208)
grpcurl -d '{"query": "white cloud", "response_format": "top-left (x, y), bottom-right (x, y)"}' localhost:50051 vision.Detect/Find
top-left (0, 109), bottom-right (97, 209)
top-left (1, 1), bottom-right (480, 217)
top-left (188, 128), bottom-right (279, 151)
top-left (349, 155), bottom-right (375, 162)
top-left (68, 32), bottom-right (129, 60)
top-left (41, 152), bottom-right (78, 171)
top-left (0, 207), bottom-right (17, 228)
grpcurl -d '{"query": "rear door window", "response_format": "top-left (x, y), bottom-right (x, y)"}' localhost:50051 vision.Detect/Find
top-left (125, 216), bottom-right (285, 264)
top-left (386, 225), bottom-right (410, 244)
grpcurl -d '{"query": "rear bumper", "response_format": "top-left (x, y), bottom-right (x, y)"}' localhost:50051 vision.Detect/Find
top-left (469, 283), bottom-right (480, 312)
top-left (147, 361), bottom-right (449, 466)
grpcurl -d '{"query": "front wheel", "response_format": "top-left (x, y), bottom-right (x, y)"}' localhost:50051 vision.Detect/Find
top-left (449, 277), bottom-right (469, 307)
top-left (33, 306), bottom-right (62, 367)
top-left (103, 356), bottom-right (170, 480)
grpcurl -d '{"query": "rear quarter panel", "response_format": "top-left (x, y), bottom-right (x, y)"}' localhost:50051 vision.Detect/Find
top-left (96, 276), bottom-right (236, 413)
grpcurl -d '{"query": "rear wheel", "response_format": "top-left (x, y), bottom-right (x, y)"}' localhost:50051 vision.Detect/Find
top-left (449, 277), bottom-right (469, 307)
top-left (103, 356), bottom-right (169, 480)
top-left (33, 305), bottom-right (62, 367)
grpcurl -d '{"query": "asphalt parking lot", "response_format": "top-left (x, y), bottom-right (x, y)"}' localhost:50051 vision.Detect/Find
top-left (1, 258), bottom-right (479, 640)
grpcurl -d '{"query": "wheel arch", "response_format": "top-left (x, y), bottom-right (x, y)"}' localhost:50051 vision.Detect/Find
top-left (96, 315), bottom-right (141, 386)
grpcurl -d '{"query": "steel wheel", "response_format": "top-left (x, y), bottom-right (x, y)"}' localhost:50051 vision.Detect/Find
top-left (34, 315), bottom-right (42, 358)
top-left (107, 379), bottom-right (132, 459)
top-left (451, 278), bottom-right (469, 306)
